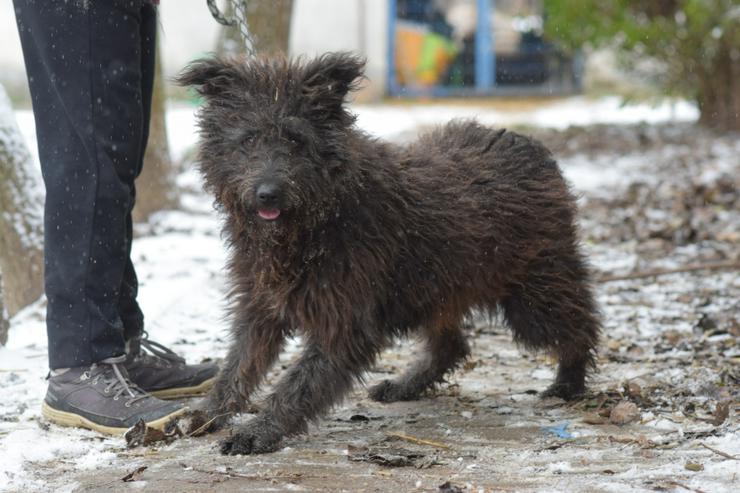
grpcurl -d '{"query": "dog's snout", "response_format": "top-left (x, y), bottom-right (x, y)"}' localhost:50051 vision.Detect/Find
top-left (256, 182), bottom-right (281, 208)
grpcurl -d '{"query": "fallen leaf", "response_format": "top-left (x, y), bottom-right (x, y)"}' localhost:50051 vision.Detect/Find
top-left (607, 340), bottom-right (622, 351)
top-left (124, 418), bottom-right (181, 448)
top-left (610, 401), bottom-right (640, 425)
top-left (598, 406), bottom-right (613, 418)
top-left (684, 462), bottom-right (704, 472)
top-left (624, 381), bottom-right (642, 398)
top-left (347, 444), bottom-right (427, 468)
top-left (711, 401), bottom-right (730, 426)
top-left (438, 481), bottom-right (464, 493)
top-left (121, 465), bottom-right (147, 482)
top-left (583, 413), bottom-right (607, 425)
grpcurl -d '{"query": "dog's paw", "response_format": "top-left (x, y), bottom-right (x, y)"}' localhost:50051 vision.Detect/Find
top-left (368, 379), bottom-right (418, 403)
top-left (540, 381), bottom-right (586, 401)
top-left (219, 419), bottom-right (283, 455)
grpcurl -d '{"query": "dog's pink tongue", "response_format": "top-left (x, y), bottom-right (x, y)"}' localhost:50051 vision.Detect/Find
top-left (258, 209), bottom-right (281, 220)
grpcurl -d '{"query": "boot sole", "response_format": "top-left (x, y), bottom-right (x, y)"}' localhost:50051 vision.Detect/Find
top-left (148, 375), bottom-right (217, 400)
top-left (41, 401), bottom-right (188, 436)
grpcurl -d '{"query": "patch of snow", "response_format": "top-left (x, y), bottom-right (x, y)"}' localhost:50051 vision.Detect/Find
top-left (530, 367), bottom-right (555, 380)
top-left (110, 97), bottom-right (702, 169)
top-left (0, 85), bottom-right (43, 249)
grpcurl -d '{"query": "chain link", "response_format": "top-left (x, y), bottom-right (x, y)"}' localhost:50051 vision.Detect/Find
top-left (206, 0), bottom-right (256, 55)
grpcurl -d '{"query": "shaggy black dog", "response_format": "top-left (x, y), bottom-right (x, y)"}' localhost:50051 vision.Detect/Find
top-left (177, 52), bottom-right (600, 455)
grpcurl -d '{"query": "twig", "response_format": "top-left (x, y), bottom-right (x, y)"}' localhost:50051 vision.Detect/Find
top-left (700, 443), bottom-right (740, 461)
top-left (185, 465), bottom-right (304, 481)
top-left (597, 260), bottom-right (740, 283)
top-left (186, 412), bottom-right (232, 438)
top-left (664, 480), bottom-right (707, 493)
top-left (386, 432), bottom-right (450, 449)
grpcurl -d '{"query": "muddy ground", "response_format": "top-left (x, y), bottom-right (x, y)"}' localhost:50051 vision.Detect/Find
top-left (7, 122), bottom-right (740, 492)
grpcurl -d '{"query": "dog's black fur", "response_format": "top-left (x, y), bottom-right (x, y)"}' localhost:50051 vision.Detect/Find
top-left (177, 52), bottom-right (600, 455)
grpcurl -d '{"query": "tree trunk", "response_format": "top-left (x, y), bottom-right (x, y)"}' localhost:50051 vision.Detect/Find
top-left (696, 39), bottom-right (740, 132)
top-left (0, 84), bottom-right (44, 325)
top-left (215, 0), bottom-right (294, 56)
top-left (133, 36), bottom-right (179, 223)
top-left (246, 0), bottom-right (293, 54)
top-left (1, 273), bottom-right (9, 346)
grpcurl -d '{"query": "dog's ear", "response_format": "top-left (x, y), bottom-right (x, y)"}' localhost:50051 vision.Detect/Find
top-left (300, 52), bottom-right (365, 120)
top-left (175, 57), bottom-right (239, 98)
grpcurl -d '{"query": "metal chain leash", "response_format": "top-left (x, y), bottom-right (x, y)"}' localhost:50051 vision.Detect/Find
top-left (206, 0), bottom-right (256, 55)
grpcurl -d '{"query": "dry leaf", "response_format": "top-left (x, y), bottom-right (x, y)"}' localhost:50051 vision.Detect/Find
top-left (610, 401), bottom-right (640, 425)
top-left (583, 413), bottom-right (607, 425)
top-left (121, 465), bottom-right (147, 482)
top-left (711, 401), bottom-right (730, 426)
top-left (684, 462), bottom-right (704, 472)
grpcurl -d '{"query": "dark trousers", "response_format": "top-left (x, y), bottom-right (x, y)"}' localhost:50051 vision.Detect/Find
top-left (13, 0), bottom-right (157, 369)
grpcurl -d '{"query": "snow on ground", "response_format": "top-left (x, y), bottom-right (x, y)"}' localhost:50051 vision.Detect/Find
top-left (12, 95), bottom-right (700, 169)
top-left (353, 96), bottom-right (698, 141)
top-left (2, 98), bottom-right (738, 492)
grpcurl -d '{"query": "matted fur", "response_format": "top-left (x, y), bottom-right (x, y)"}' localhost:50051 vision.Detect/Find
top-left (177, 52), bottom-right (601, 455)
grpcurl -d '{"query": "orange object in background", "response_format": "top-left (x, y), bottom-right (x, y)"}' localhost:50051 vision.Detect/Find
top-left (395, 22), bottom-right (458, 87)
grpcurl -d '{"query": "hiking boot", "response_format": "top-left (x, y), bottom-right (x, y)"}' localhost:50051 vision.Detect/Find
top-left (124, 333), bottom-right (219, 400)
top-left (42, 355), bottom-right (187, 435)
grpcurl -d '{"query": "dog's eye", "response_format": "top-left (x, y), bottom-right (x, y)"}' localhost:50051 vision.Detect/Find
top-left (242, 135), bottom-right (255, 147)
top-left (285, 135), bottom-right (305, 150)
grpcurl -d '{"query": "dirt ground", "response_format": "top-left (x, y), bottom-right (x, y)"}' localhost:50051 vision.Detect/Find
top-left (8, 122), bottom-right (740, 493)
top-left (29, 324), bottom-right (739, 493)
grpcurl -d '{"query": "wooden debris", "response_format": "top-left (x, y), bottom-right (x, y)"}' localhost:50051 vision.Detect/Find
top-left (186, 411), bottom-right (232, 437)
top-left (663, 480), bottom-right (708, 493)
top-left (387, 432), bottom-right (451, 450)
top-left (700, 443), bottom-right (740, 460)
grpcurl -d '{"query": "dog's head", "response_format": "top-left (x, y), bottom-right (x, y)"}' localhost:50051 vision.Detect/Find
top-left (177, 52), bottom-right (365, 230)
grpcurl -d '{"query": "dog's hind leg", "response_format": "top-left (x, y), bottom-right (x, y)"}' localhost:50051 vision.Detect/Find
top-left (368, 325), bottom-right (470, 403)
top-left (501, 248), bottom-right (600, 401)
top-left (220, 323), bottom-right (388, 455)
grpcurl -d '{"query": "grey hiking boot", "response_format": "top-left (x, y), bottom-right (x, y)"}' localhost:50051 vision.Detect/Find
top-left (124, 333), bottom-right (219, 400)
top-left (41, 355), bottom-right (187, 435)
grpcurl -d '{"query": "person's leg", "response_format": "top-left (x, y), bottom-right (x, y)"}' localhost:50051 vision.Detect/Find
top-left (112, 3), bottom-right (219, 399)
top-left (14, 0), bottom-right (152, 370)
top-left (120, 2), bottom-right (157, 344)
top-left (14, 0), bottom-right (187, 434)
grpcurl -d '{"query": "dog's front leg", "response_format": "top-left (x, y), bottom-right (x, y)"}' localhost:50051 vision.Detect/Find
top-left (191, 309), bottom-right (287, 434)
top-left (220, 329), bottom-right (384, 455)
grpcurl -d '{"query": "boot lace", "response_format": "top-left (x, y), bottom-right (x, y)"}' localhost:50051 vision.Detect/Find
top-left (87, 355), bottom-right (149, 407)
top-left (141, 332), bottom-right (186, 365)
top-left (129, 331), bottom-right (186, 369)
